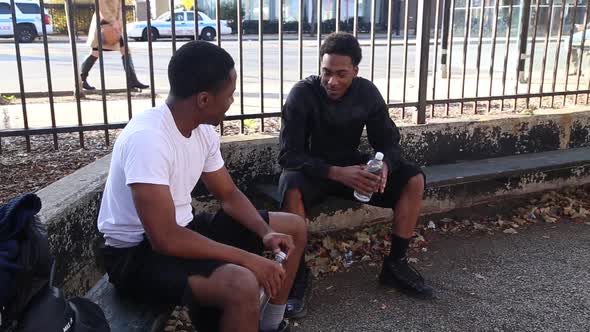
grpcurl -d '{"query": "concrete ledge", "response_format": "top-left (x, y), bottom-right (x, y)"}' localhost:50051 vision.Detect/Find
top-left (36, 155), bottom-right (112, 296)
top-left (35, 108), bottom-right (590, 296)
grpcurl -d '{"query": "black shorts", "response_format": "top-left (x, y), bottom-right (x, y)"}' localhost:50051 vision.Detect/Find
top-left (100, 210), bottom-right (269, 306)
top-left (278, 159), bottom-right (425, 211)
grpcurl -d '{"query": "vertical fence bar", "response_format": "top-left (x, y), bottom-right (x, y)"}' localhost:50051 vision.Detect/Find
top-left (259, 0), bottom-right (264, 131)
top-left (65, 0), bottom-right (84, 149)
top-left (217, 0), bottom-right (224, 134)
top-left (198, 0), bottom-right (202, 40)
top-left (9, 0), bottom-right (30, 151)
top-left (515, 0), bottom-right (532, 110)
top-left (336, 0), bottom-right (341, 31)
top-left (474, 0), bottom-right (485, 113)
top-left (500, 1), bottom-right (514, 110)
top-left (146, 0), bottom-right (156, 106)
top-left (38, 0), bottom-right (57, 149)
top-left (441, 0), bottom-right (451, 79)
top-left (459, 0), bottom-right (472, 114)
top-left (487, 0), bottom-right (500, 111)
top-left (415, 0), bottom-right (432, 124)
top-left (563, 0), bottom-right (579, 105)
top-left (445, 0), bottom-right (456, 115)
top-left (525, 0), bottom-right (541, 108)
top-left (170, 0), bottom-right (176, 53)
top-left (279, 0), bottom-right (284, 107)
top-left (317, 0), bottom-right (323, 74)
top-left (122, 3), bottom-right (132, 123)
top-left (574, 0), bottom-right (589, 104)
top-left (386, 0), bottom-right (393, 103)
top-left (216, 0), bottom-right (221, 47)
top-left (369, 0), bottom-right (376, 81)
top-left (93, 0), bottom-right (109, 146)
top-left (353, 0), bottom-right (359, 37)
top-left (430, 0), bottom-right (441, 116)
top-left (237, 0), bottom-right (245, 133)
top-left (538, 0), bottom-right (554, 107)
top-left (298, 0), bottom-right (303, 79)
top-left (550, 0), bottom-right (566, 108)
top-left (401, 0), bottom-right (410, 118)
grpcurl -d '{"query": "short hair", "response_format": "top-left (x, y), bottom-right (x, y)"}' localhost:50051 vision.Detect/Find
top-left (168, 41), bottom-right (235, 99)
top-left (320, 32), bottom-right (362, 66)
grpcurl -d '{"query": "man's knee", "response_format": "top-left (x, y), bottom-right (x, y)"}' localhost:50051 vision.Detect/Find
top-left (286, 212), bottom-right (307, 244)
top-left (189, 264), bottom-right (259, 307)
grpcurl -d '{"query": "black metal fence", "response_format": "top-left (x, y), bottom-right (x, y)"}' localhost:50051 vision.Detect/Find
top-left (0, 0), bottom-right (589, 152)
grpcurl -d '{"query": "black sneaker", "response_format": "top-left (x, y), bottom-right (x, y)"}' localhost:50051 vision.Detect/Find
top-left (261, 320), bottom-right (290, 332)
top-left (285, 265), bottom-right (311, 319)
top-left (379, 257), bottom-right (434, 299)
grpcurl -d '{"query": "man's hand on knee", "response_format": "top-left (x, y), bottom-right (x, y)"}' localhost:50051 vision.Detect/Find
top-left (242, 254), bottom-right (286, 299)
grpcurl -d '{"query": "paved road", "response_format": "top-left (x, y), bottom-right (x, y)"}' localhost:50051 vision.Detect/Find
top-left (0, 36), bottom-right (584, 99)
top-left (293, 222), bottom-right (590, 331)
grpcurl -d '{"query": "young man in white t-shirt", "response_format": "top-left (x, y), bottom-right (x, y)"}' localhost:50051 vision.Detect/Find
top-left (97, 41), bottom-right (306, 332)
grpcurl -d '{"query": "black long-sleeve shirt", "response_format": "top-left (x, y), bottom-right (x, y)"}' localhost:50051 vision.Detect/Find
top-left (278, 75), bottom-right (402, 179)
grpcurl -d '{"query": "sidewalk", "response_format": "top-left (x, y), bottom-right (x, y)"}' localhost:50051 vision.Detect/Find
top-left (293, 221), bottom-right (590, 331)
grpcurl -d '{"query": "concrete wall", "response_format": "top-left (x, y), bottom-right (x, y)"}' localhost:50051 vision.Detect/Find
top-left (36, 108), bottom-right (590, 296)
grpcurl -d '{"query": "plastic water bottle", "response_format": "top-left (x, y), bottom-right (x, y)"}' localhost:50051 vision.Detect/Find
top-left (259, 251), bottom-right (287, 312)
top-left (353, 152), bottom-right (384, 203)
top-left (343, 249), bottom-right (354, 267)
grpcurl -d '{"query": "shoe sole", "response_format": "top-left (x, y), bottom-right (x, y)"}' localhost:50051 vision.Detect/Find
top-left (379, 271), bottom-right (434, 300)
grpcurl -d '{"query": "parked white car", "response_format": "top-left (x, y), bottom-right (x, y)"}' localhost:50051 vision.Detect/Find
top-left (0, 0), bottom-right (53, 43)
top-left (126, 10), bottom-right (231, 42)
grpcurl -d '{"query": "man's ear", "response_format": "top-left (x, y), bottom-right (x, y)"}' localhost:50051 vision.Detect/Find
top-left (196, 91), bottom-right (209, 109)
top-left (353, 66), bottom-right (359, 77)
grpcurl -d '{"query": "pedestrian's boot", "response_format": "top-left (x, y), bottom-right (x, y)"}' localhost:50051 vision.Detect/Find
top-left (122, 55), bottom-right (149, 90)
top-left (379, 256), bottom-right (434, 299)
top-left (80, 55), bottom-right (97, 91)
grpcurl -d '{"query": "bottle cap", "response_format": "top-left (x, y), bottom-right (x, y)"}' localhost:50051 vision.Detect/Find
top-left (375, 152), bottom-right (384, 161)
top-left (275, 251), bottom-right (287, 262)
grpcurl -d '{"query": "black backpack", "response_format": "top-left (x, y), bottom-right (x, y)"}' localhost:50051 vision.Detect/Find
top-left (0, 193), bottom-right (109, 332)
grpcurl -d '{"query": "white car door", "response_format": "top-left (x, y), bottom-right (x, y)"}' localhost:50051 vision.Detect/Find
top-left (186, 11), bottom-right (198, 36)
top-left (0, 2), bottom-right (14, 36)
top-left (173, 12), bottom-right (187, 37)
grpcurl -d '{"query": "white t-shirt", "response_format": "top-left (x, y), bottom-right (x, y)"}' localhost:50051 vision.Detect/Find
top-left (97, 103), bottom-right (224, 248)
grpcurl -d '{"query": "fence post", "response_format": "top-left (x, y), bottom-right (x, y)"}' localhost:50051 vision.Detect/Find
top-left (414, 0), bottom-right (432, 125)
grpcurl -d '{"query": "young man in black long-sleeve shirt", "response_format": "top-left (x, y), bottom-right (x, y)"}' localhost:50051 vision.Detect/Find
top-left (279, 32), bottom-right (433, 318)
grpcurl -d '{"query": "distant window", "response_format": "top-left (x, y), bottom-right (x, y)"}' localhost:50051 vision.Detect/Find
top-left (0, 3), bottom-right (11, 14)
top-left (187, 12), bottom-right (194, 21)
top-left (174, 12), bottom-right (184, 22)
top-left (16, 3), bottom-right (40, 14)
top-left (198, 13), bottom-right (204, 21)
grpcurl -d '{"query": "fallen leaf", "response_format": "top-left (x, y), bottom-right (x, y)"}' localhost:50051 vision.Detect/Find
top-left (503, 228), bottom-right (518, 234)
top-left (474, 273), bottom-right (486, 280)
top-left (407, 258), bottom-right (419, 263)
top-left (381, 304), bottom-right (387, 310)
top-left (543, 215), bottom-right (557, 223)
